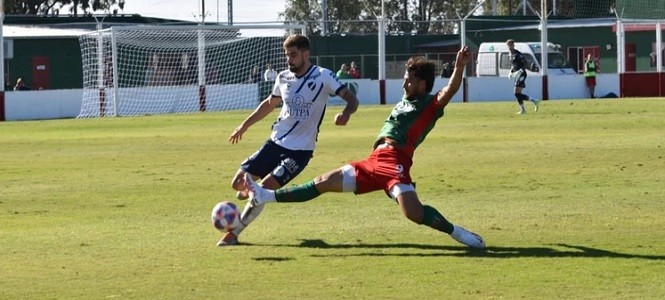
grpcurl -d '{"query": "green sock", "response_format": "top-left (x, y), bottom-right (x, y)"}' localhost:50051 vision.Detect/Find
top-left (422, 205), bottom-right (454, 234)
top-left (275, 180), bottom-right (321, 202)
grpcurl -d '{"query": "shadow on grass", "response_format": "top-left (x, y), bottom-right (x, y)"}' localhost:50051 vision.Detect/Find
top-left (251, 239), bottom-right (665, 260)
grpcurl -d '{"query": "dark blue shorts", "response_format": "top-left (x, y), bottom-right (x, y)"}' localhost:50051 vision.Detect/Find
top-left (240, 140), bottom-right (313, 186)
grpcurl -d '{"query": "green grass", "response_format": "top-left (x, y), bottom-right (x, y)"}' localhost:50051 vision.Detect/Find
top-left (1, 99), bottom-right (664, 299)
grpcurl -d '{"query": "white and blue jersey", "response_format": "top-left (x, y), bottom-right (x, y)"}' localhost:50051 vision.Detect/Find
top-left (270, 65), bottom-right (345, 151)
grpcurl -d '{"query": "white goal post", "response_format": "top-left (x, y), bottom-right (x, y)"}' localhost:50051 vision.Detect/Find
top-left (78, 24), bottom-right (306, 117)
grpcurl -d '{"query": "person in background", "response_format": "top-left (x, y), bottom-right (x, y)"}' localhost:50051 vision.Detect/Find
top-left (206, 65), bottom-right (220, 85)
top-left (584, 54), bottom-right (598, 98)
top-left (249, 65), bottom-right (262, 83)
top-left (507, 39), bottom-right (540, 114)
top-left (440, 62), bottom-right (453, 78)
top-left (348, 61), bottom-right (361, 79)
top-left (14, 78), bottom-right (31, 91)
top-left (336, 63), bottom-right (351, 79)
top-left (144, 54), bottom-right (157, 86)
top-left (4, 74), bottom-right (12, 91)
top-left (263, 62), bottom-right (278, 82)
top-left (244, 47), bottom-right (485, 249)
top-left (219, 34), bottom-right (360, 247)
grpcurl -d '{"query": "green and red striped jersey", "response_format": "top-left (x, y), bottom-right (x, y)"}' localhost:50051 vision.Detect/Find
top-left (375, 93), bottom-right (444, 157)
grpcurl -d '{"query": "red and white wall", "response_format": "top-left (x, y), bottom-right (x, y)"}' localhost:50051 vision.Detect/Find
top-left (3, 73), bottom-right (662, 121)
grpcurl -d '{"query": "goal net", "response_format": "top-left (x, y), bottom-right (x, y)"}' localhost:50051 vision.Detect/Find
top-left (78, 24), bottom-right (305, 117)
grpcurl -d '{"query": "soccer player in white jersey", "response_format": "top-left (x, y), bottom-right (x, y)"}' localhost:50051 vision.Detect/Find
top-left (218, 34), bottom-right (359, 246)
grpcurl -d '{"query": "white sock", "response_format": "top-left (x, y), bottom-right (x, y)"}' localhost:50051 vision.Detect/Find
top-left (519, 104), bottom-right (526, 112)
top-left (450, 224), bottom-right (463, 239)
top-left (266, 190), bottom-right (277, 202)
top-left (254, 189), bottom-right (277, 203)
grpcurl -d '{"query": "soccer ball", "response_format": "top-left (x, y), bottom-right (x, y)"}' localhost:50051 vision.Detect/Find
top-left (211, 201), bottom-right (241, 232)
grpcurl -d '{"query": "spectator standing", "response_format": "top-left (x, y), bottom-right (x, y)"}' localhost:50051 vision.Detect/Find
top-left (440, 62), bottom-right (453, 78)
top-left (14, 78), bottom-right (31, 91)
top-left (249, 66), bottom-right (262, 83)
top-left (206, 65), bottom-right (220, 85)
top-left (348, 61), bottom-right (361, 79)
top-left (263, 62), bottom-right (278, 82)
top-left (144, 54), bottom-right (157, 86)
top-left (336, 63), bottom-right (351, 79)
top-left (584, 54), bottom-right (598, 98)
top-left (4, 74), bottom-right (11, 91)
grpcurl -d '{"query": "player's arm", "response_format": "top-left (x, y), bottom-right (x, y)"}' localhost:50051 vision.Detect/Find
top-left (436, 46), bottom-right (470, 107)
top-left (584, 59), bottom-right (590, 73)
top-left (229, 95), bottom-right (281, 144)
top-left (333, 87), bottom-right (359, 126)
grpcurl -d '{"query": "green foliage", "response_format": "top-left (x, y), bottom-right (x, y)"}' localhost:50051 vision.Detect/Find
top-left (0, 99), bottom-right (664, 298)
top-left (283, 0), bottom-right (476, 35)
top-left (5, 0), bottom-right (125, 15)
top-left (481, 0), bottom-right (616, 18)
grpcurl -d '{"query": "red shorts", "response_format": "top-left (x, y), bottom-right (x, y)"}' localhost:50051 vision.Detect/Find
top-left (585, 76), bottom-right (596, 86)
top-left (349, 144), bottom-right (413, 195)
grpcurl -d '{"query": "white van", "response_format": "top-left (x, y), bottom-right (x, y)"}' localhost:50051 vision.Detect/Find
top-left (476, 42), bottom-right (577, 76)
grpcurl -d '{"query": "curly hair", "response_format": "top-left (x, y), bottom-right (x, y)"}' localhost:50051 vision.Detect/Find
top-left (405, 56), bottom-right (437, 93)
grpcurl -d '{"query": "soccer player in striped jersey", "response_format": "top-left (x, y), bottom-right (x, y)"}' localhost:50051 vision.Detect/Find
top-left (219, 34), bottom-right (359, 246)
top-left (244, 46), bottom-right (485, 249)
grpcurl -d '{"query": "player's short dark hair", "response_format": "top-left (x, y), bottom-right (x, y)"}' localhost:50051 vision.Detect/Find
top-left (284, 34), bottom-right (310, 51)
top-left (405, 56), bottom-right (436, 93)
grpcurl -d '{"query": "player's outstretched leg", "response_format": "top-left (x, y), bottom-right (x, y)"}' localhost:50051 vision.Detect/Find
top-left (217, 202), bottom-right (265, 247)
top-left (245, 173), bottom-right (275, 206)
top-left (450, 225), bottom-right (486, 249)
top-left (421, 205), bottom-right (485, 249)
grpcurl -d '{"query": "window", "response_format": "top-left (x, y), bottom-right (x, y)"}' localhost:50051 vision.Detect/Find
top-left (499, 52), bottom-right (511, 69)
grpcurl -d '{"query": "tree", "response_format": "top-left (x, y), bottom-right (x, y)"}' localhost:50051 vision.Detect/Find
top-left (481, 0), bottom-right (615, 18)
top-left (282, 0), bottom-right (477, 35)
top-left (5, 0), bottom-right (125, 15)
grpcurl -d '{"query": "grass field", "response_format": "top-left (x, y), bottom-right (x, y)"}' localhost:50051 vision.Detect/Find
top-left (1, 99), bottom-right (664, 299)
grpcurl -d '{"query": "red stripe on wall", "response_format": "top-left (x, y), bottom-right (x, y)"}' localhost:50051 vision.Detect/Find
top-left (621, 73), bottom-right (661, 97)
top-left (0, 91), bottom-right (5, 121)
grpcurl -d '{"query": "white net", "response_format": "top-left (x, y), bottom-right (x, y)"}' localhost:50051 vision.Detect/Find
top-left (78, 24), bottom-right (305, 117)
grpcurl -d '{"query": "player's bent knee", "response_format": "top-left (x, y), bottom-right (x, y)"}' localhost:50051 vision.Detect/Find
top-left (340, 164), bottom-right (356, 193)
top-left (231, 170), bottom-right (246, 191)
top-left (231, 179), bottom-right (244, 191)
top-left (389, 183), bottom-right (415, 199)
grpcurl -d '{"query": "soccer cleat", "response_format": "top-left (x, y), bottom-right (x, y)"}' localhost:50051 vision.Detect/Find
top-left (244, 173), bottom-right (270, 206)
top-left (451, 225), bottom-right (486, 249)
top-left (217, 231), bottom-right (238, 246)
top-left (516, 110), bottom-right (526, 115)
top-left (532, 98), bottom-right (541, 112)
